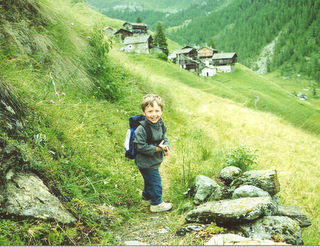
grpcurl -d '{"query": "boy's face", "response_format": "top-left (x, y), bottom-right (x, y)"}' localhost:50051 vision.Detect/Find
top-left (143, 101), bottom-right (163, 123)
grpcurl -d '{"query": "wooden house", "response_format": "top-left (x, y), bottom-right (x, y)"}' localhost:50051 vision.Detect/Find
top-left (211, 52), bottom-right (237, 73)
top-left (122, 34), bottom-right (153, 54)
top-left (175, 47), bottom-right (198, 62)
top-left (123, 22), bottom-right (148, 34)
top-left (178, 54), bottom-right (200, 73)
top-left (114, 28), bottom-right (133, 42)
top-left (200, 65), bottom-right (217, 77)
top-left (198, 47), bottom-right (218, 59)
top-left (182, 45), bottom-right (194, 49)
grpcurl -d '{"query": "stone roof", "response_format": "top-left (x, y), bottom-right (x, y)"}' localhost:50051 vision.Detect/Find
top-left (212, 53), bottom-right (237, 59)
top-left (123, 22), bottom-right (148, 27)
top-left (176, 48), bottom-right (195, 54)
top-left (123, 35), bottom-right (152, 45)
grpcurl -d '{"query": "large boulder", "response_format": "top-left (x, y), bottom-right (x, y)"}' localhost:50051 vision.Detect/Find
top-left (194, 175), bottom-right (221, 205)
top-left (237, 216), bottom-right (303, 245)
top-left (277, 205), bottom-right (312, 228)
top-left (2, 171), bottom-right (76, 224)
top-left (232, 185), bottom-right (270, 199)
top-left (186, 197), bottom-right (277, 225)
top-left (230, 169), bottom-right (280, 196)
top-left (205, 233), bottom-right (288, 245)
top-left (219, 166), bottom-right (242, 184)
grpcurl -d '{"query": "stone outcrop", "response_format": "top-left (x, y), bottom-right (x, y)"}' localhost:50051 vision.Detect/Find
top-left (277, 205), bottom-right (312, 228)
top-left (2, 171), bottom-right (76, 224)
top-left (219, 166), bottom-right (242, 184)
top-left (230, 169), bottom-right (280, 195)
top-left (237, 216), bottom-right (303, 245)
top-left (186, 196), bottom-right (277, 225)
top-left (205, 233), bottom-right (289, 245)
top-left (232, 185), bottom-right (270, 199)
top-left (194, 175), bottom-right (222, 205)
top-left (180, 168), bottom-right (311, 245)
top-left (1, 137), bottom-right (75, 224)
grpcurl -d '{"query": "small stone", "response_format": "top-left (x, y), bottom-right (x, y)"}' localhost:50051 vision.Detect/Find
top-left (124, 240), bottom-right (149, 245)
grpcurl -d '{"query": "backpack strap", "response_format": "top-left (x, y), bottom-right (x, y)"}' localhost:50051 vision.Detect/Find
top-left (139, 120), bottom-right (167, 145)
top-left (139, 120), bottom-right (153, 144)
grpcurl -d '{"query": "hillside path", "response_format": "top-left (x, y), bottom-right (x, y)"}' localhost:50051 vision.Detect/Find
top-left (114, 159), bottom-right (183, 245)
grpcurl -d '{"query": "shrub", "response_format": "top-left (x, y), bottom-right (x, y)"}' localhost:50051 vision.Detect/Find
top-left (156, 52), bottom-right (168, 61)
top-left (223, 144), bottom-right (258, 171)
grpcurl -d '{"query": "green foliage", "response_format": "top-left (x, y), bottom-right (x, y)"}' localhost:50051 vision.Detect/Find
top-left (87, 24), bottom-right (126, 101)
top-left (153, 22), bottom-right (169, 55)
top-left (223, 144), bottom-right (258, 171)
top-left (156, 52), bottom-right (168, 61)
top-left (208, 39), bottom-right (216, 49)
top-left (136, 16), bottom-right (142, 23)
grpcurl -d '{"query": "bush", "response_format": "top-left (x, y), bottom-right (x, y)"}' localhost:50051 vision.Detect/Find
top-left (156, 52), bottom-right (168, 61)
top-left (223, 144), bottom-right (258, 171)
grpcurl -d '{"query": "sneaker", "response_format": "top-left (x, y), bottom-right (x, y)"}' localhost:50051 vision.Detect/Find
top-left (150, 202), bottom-right (172, 213)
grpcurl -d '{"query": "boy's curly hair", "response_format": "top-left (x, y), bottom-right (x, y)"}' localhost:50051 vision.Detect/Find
top-left (141, 94), bottom-right (164, 112)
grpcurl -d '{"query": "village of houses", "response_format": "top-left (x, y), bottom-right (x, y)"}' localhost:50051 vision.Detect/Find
top-left (106, 21), bottom-right (237, 77)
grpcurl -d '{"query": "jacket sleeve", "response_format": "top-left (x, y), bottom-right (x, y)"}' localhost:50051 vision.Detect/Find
top-left (133, 125), bottom-right (157, 156)
top-left (163, 126), bottom-right (170, 148)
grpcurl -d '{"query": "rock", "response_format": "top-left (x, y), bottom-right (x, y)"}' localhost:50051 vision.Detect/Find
top-left (237, 216), bottom-right (303, 245)
top-left (204, 233), bottom-right (288, 245)
top-left (186, 197), bottom-right (277, 225)
top-left (124, 240), bottom-right (149, 245)
top-left (2, 172), bottom-right (76, 224)
top-left (176, 223), bottom-right (207, 236)
top-left (232, 185), bottom-right (270, 199)
top-left (277, 205), bottom-right (312, 228)
top-left (194, 175), bottom-right (221, 205)
top-left (219, 166), bottom-right (242, 184)
top-left (230, 169), bottom-right (280, 196)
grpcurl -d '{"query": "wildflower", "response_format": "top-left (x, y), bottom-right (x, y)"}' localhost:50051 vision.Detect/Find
top-left (292, 233), bottom-right (297, 237)
top-left (61, 145), bottom-right (64, 149)
top-left (55, 92), bottom-right (59, 97)
top-left (50, 100), bottom-right (55, 104)
top-left (87, 36), bottom-right (91, 39)
top-left (61, 92), bottom-right (66, 96)
top-left (71, 22), bottom-right (74, 26)
top-left (116, 201), bottom-right (122, 205)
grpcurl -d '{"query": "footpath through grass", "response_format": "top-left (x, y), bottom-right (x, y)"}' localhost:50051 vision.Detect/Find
top-left (1, 0), bottom-right (319, 245)
top-left (109, 46), bottom-right (320, 245)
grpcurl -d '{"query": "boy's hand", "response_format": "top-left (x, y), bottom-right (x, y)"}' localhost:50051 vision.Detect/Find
top-left (158, 140), bottom-right (170, 156)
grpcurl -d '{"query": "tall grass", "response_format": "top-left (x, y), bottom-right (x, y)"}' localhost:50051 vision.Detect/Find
top-left (1, 0), bottom-right (319, 245)
top-left (109, 47), bottom-right (320, 245)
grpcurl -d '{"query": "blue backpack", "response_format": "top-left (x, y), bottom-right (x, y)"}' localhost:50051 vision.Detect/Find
top-left (124, 115), bottom-right (166, 159)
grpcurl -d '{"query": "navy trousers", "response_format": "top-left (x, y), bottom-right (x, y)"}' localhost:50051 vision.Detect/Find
top-left (139, 168), bottom-right (163, 205)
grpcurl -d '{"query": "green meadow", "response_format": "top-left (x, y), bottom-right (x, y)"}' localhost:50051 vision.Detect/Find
top-left (0, 0), bottom-right (319, 245)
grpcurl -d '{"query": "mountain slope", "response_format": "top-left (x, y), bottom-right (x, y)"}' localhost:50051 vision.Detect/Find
top-left (94, 0), bottom-right (320, 82)
top-left (0, 0), bottom-right (319, 245)
top-left (86, 0), bottom-right (197, 12)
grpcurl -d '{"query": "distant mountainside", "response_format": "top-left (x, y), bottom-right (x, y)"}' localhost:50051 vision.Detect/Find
top-left (93, 0), bottom-right (320, 82)
top-left (86, 0), bottom-right (197, 12)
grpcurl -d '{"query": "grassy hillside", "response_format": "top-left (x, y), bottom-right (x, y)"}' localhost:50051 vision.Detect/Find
top-left (0, 0), bottom-right (320, 245)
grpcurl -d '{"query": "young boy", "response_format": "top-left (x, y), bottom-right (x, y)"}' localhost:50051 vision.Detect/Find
top-left (133, 94), bottom-right (172, 212)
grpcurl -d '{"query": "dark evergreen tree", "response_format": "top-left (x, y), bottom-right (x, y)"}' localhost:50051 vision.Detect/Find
top-left (153, 22), bottom-right (168, 55)
top-left (208, 39), bottom-right (216, 49)
top-left (136, 17), bottom-right (142, 23)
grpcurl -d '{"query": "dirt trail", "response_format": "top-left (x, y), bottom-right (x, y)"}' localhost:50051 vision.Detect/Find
top-left (114, 159), bottom-right (181, 245)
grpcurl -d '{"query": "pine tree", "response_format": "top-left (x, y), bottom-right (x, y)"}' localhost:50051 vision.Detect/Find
top-left (136, 17), bottom-right (142, 23)
top-left (153, 22), bottom-right (169, 55)
top-left (208, 39), bottom-right (216, 49)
